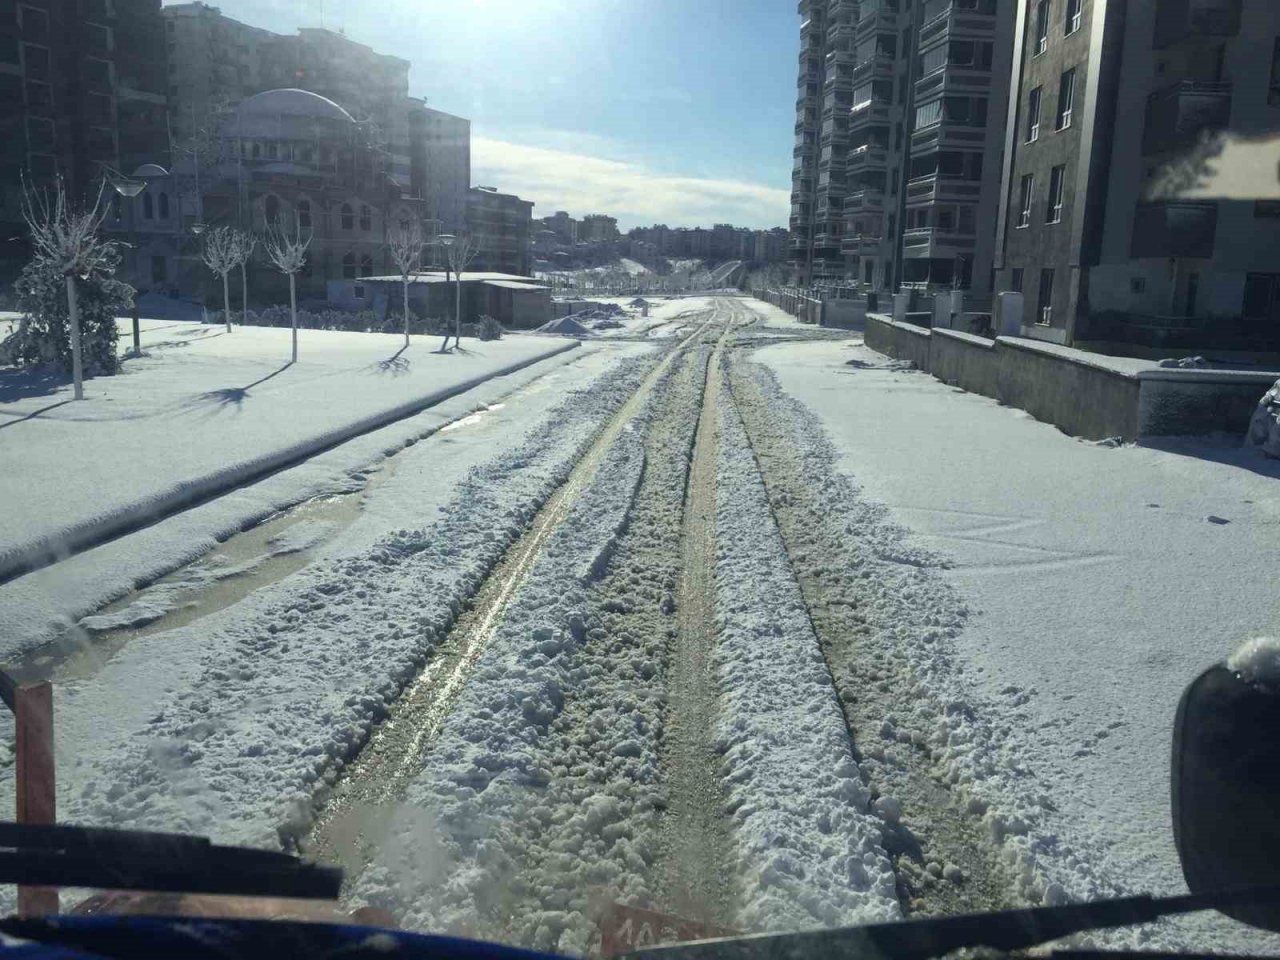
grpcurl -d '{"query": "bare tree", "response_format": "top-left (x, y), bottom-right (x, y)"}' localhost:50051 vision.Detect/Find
top-left (440, 232), bottom-right (481, 352)
top-left (230, 228), bottom-right (256, 326)
top-left (264, 216), bottom-right (312, 363)
top-left (388, 219), bottom-right (424, 348)
top-left (22, 178), bottom-right (117, 401)
top-left (201, 226), bottom-right (239, 333)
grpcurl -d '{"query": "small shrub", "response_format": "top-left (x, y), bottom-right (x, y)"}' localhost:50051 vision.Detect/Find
top-left (478, 315), bottom-right (504, 341)
top-left (9, 252), bottom-right (132, 376)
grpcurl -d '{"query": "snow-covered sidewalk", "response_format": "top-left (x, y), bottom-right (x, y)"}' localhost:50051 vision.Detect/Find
top-left (0, 322), bottom-right (576, 580)
top-left (754, 338), bottom-right (1280, 950)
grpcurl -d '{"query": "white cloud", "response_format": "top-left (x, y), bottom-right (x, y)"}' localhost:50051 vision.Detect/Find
top-left (472, 136), bottom-right (790, 230)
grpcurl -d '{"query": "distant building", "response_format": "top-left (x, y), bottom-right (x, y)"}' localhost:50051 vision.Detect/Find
top-left (542, 210), bottom-right (579, 244)
top-left (468, 187), bottom-right (534, 276)
top-left (0, 0), bottom-right (170, 275)
top-left (994, 0), bottom-right (1280, 349)
top-left (580, 213), bottom-right (619, 242)
top-left (164, 3), bottom-right (469, 235)
top-left (160, 87), bottom-right (424, 302)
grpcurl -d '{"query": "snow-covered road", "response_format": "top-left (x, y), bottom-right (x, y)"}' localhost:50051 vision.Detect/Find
top-left (2, 298), bottom-right (1272, 956)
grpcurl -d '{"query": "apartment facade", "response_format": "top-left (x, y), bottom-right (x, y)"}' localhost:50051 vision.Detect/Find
top-left (995, 0), bottom-right (1280, 348)
top-left (468, 187), bottom-right (534, 276)
top-left (0, 0), bottom-right (170, 273)
top-left (580, 213), bottom-right (619, 242)
top-left (792, 0), bottom-right (1013, 292)
top-left (409, 99), bottom-right (470, 235)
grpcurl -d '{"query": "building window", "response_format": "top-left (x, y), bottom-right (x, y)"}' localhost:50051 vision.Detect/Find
top-left (1255, 200), bottom-right (1280, 218)
top-left (1056, 67), bottom-right (1076, 130)
top-left (142, 192), bottom-right (154, 219)
top-left (359, 205), bottom-right (372, 231)
top-left (341, 203), bottom-right (354, 230)
top-left (1034, 0), bottom-right (1050, 56)
top-left (265, 194), bottom-right (280, 228)
top-left (1065, 0), bottom-right (1082, 34)
top-left (252, 142), bottom-right (261, 158)
top-left (151, 256), bottom-right (166, 285)
top-left (1046, 164), bottom-right (1065, 223)
top-left (1026, 86), bottom-right (1042, 142)
top-left (1270, 38), bottom-right (1280, 107)
top-left (1243, 273), bottom-right (1280, 324)
top-left (1011, 267), bottom-right (1024, 292)
top-left (297, 199), bottom-right (311, 229)
top-left (1130, 276), bottom-right (1146, 293)
top-left (353, 283), bottom-right (366, 299)
top-left (1038, 267), bottom-right (1055, 324)
top-left (158, 192), bottom-right (169, 219)
top-left (1017, 173), bottom-right (1034, 228)
top-left (342, 252), bottom-right (356, 279)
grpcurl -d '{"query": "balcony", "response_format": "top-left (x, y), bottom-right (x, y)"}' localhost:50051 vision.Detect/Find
top-left (1142, 80), bottom-right (1231, 155)
top-left (1130, 200), bottom-right (1217, 258)
top-left (902, 226), bottom-right (977, 258)
top-left (841, 232), bottom-right (884, 254)
top-left (857, 0), bottom-right (899, 35)
top-left (844, 186), bottom-right (886, 211)
top-left (904, 173), bottom-right (983, 204)
top-left (1153, 0), bottom-right (1240, 48)
top-left (852, 52), bottom-right (896, 83)
top-left (846, 142), bottom-right (889, 170)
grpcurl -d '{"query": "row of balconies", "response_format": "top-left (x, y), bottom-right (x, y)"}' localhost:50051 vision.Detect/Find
top-left (1154, 0), bottom-right (1240, 49)
top-left (1142, 79), bottom-right (1231, 156)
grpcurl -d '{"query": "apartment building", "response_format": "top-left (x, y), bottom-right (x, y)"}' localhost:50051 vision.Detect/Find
top-left (468, 186), bottom-right (534, 276)
top-left (792, 0), bottom-right (1013, 291)
top-left (995, 0), bottom-right (1280, 349)
top-left (409, 99), bottom-right (470, 235)
top-left (0, 0), bottom-right (170, 273)
top-left (580, 213), bottom-right (620, 242)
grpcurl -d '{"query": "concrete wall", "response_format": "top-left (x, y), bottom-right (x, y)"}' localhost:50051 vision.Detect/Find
top-left (865, 314), bottom-right (1271, 440)
top-left (931, 329), bottom-right (999, 396)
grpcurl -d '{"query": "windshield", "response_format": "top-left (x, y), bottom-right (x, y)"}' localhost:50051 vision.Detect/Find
top-left (0, 0), bottom-right (1278, 957)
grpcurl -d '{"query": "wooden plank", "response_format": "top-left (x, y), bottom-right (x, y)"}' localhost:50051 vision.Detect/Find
top-left (15, 682), bottom-right (57, 917)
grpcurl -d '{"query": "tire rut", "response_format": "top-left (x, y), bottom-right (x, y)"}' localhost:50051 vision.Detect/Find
top-left (724, 347), bottom-right (1023, 919)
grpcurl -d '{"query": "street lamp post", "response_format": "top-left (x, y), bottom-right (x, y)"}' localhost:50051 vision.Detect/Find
top-left (438, 233), bottom-right (458, 349)
top-left (104, 168), bottom-right (147, 355)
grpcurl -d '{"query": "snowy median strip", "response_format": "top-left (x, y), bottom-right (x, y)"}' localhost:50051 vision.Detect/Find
top-left (713, 380), bottom-right (899, 932)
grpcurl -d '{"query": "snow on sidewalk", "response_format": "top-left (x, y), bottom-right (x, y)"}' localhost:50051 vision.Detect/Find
top-left (754, 339), bottom-right (1280, 951)
top-left (0, 322), bottom-right (576, 580)
top-left (0, 343), bottom-right (659, 916)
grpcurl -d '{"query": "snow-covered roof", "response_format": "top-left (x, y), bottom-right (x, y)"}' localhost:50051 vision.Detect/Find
top-left (362, 271), bottom-right (546, 287)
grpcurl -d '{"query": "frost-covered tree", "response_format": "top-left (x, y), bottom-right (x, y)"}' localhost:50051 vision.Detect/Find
top-left (201, 226), bottom-right (238, 333)
top-left (21, 178), bottom-right (125, 399)
top-left (230, 228), bottom-right (257, 327)
top-left (388, 219), bottom-right (424, 348)
top-left (264, 216), bottom-right (311, 362)
top-left (440, 232), bottom-right (480, 352)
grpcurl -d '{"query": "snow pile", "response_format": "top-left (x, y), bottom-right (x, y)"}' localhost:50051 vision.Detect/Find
top-left (1245, 378), bottom-right (1280, 458)
top-left (352, 372), bottom-right (663, 954)
top-left (1158, 356), bottom-right (1209, 369)
top-left (713, 385), bottom-right (899, 931)
top-left (534, 316), bottom-right (595, 337)
top-left (8, 348), bottom-right (661, 876)
top-left (1227, 637), bottom-right (1280, 684)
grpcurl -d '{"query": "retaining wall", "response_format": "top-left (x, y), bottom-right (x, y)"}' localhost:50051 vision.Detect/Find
top-left (865, 314), bottom-right (1273, 440)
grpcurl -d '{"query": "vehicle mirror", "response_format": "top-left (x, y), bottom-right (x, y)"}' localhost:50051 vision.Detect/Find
top-left (1172, 656), bottom-right (1280, 931)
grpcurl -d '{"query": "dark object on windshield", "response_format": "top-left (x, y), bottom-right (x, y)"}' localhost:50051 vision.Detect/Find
top-left (1174, 653), bottom-right (1280, 932)
top-left (0, 823), bottom-right (340, 901)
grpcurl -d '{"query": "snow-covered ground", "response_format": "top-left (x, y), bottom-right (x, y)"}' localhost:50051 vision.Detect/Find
top-left (0, 321), bottom-right (576, 581)
top-left (0, 340), bottom-right (659, 917)
top-left (754, 338), bottom-right (1280, 950)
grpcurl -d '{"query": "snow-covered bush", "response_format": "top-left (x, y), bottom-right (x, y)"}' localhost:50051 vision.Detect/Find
top-left (1246, 378), bottom-right (1280, 459)
top-left (477, 314), bottom-right (503, 341)
top-left (7, 253), bottom-right (131, 376)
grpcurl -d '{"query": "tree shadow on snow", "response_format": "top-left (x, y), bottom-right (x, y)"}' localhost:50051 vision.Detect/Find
top-left (0, 366), bottom-right (70, 404)
top-left (0, 398), bottom-right (74, 431)
top-left (1138, 436), bottom-right (1280, 483)
top-left (188, 361), bottom-right (295, 411)
top-left (374, 345), bottom-right (410, 376)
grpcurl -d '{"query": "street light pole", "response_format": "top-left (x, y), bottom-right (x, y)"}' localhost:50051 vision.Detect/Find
top-left (438, 233), bottom-right (457, 351)
top-left (103, 167), bottom-right (146, 355)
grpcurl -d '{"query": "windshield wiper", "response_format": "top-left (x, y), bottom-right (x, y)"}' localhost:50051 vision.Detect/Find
top-left (623, 887), bottom-right (1280, 960)
top-left (0, 822), bottom-right (340, 900)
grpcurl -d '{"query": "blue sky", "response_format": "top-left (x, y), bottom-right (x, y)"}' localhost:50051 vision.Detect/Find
top-left (165, 0), bottom-right (799, 229)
